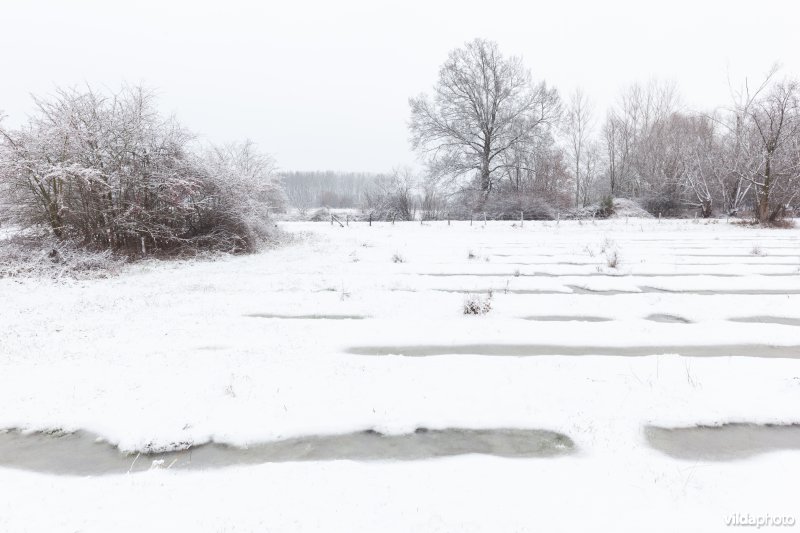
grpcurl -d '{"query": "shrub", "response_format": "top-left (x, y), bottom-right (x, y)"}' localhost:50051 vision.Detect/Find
top-left (641, 193), bottom-right (680, 217)
top-left (482, 194), bottom-right (555, 220)
top-left (361, 168), bottom-right (418, 221)
top-left (605, 249), bottom-right (620, 268)
top-left (598, 195), bottom-right (615, 218)
top-left (0, 85), bottom-right (285, 257)
top-left (463, 291), bottom-right (492, 315)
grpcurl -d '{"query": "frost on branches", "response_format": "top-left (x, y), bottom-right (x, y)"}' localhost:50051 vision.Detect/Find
top-left (0, 85), bottom-right (286, 257)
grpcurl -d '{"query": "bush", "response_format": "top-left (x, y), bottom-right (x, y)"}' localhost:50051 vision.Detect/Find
top-left (0, 85), bottom-right (285, 257)
top-left (605, 249), bottom-right (620, 268)
top-left (308, 208), bottom-right (331, 222)
top-left (598, 195), bottom-right (615, 217)
top-left (641, 193), bottom-right (681, 217)
top-left (463, 292), bottom-right (492, 315)
top-left (563, 197), bottom-right (652, 220)
top-left (361, 168), bottom-right (418, 221)
top-left (447, 190), bottom-right (556, 220)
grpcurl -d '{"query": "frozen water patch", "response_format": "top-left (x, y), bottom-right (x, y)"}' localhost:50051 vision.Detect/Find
top-left (245, 313), bottom-right (367, 320)
top-left (399, 288), bottom-right (571, 295)
top-left (645, 314), bottom-right (692, 324)
top-left (346, 344), bottom-right (800, 358)
top-left (0, 428), bottom-right (575, 476)
top-left (521, 315), bottom-right (612, 323)
top-left (638, 286), bottom-right (800, 295)
top-left (567, 285), bottom-right (634, 295)
top-left (728, 316), bottom-right (800, 326)
top-left (645, 424), bottom-right (800, 461)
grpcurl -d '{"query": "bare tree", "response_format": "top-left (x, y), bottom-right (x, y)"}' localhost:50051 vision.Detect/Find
top-left (601, 80), bottom-right (685, 213)
top-left (285, 180), bottom-right (313, 215)
top-left (603, 106), bottom-right (637, 198)
top-left (564, 88), bottom-right (595, 206)
top-left (409, 38), bottom-right (560, 202)
top-left (579, 141), bottom-right (602, 207)
top-left (361, 167), bottom-right (419, 221)
top-left (674, 113), bottom-right (717, 217)
top-left (739, 77), bottom-right (800, 221)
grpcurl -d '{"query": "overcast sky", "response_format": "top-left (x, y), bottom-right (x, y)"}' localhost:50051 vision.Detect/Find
top-left (3, 0), bottom-right (799, 172)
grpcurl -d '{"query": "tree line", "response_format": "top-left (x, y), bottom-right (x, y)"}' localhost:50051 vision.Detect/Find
top-left (373, 39), bottom-right (799, 223)
top-left (282, 171), bottom-right (389, 214)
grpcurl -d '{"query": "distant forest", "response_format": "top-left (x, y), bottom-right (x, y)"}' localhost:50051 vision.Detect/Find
top-left (281, 171), bottom-right (388, 210)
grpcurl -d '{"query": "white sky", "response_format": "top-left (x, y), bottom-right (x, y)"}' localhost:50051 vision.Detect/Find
top-left (2, 0), bottom-right (799, 172)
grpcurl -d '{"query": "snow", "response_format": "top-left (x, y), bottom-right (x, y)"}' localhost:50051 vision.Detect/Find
top-left (1, 218), bottom-right (799, 531)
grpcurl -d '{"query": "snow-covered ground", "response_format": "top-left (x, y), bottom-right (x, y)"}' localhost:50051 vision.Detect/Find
top-left (1, 219), bottom-right (799, 532)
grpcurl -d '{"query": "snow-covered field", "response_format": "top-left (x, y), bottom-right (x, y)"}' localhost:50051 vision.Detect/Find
top-left (2, 219), bottom-right (800, 532)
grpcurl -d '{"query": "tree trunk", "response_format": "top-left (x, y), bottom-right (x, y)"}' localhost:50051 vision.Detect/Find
top-left (701, 199), bottom-right (713, 218)
top-left (48, 202), bottom-right (64, 239)
top-left (756, 152), bottom-right (773, 223)
top-left (480, 155), bottom-right (491, 196)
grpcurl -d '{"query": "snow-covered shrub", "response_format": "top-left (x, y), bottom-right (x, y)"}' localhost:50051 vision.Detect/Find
top-left (0, 232), bottom-right (125, 279)
top-left (641, 193), bottom-right (682, 218)
top-left (481, 194), bottom-right (555, 221)
top-left (605, 249), bottom-right (620, 269)
top-left (564, 198), bottom-right (652, 220)
top-left (442, 187), bottom-right (563, 221)
top-left (596, 238), bottom-right (621, 269)
top-left (195, 141), bottom-right (287, 253)
top-left (391, 252), bottom-right (405, 263)
top-left (361, 168), bottom-right (418, 221)
top-left (0, 85), bottom-right (285, 257)
top-left (612, 198), bottom-right (654, 218)
top-left (598, 195), bottom-right (615, 217)
top-left (307, 208), bottom-right (331, 222)
top-left (463, 292), bottom-right (492, 315)
top-left (419, 180), bottom-right (447, 221)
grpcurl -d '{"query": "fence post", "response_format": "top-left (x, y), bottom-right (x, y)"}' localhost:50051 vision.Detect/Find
top-left (470, 213), bottom-right (473, 226)
top-left (392, 214), bottom-right (396, 225)
top-left (483, 212), bottom-right (487, 226)
top-left (346, 214), bottom-right (349, 227)
top-left (447, 213), bottom-right (450, 226)
top-left (369, 213), bottom-right (372, 227)
top-left (520, 210), bottom-right (524, 227)
top-left (330, 214), bottom-right (333, 226)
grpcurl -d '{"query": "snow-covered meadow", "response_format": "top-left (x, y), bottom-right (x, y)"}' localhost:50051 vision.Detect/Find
top-left (2, 218), bottom-right (800, 532)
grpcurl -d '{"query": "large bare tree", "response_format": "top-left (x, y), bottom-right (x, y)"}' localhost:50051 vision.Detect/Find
top-left (744, 79), bottom-right (800, 221)
top-left (409, 38), bottom-right (560, 201)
